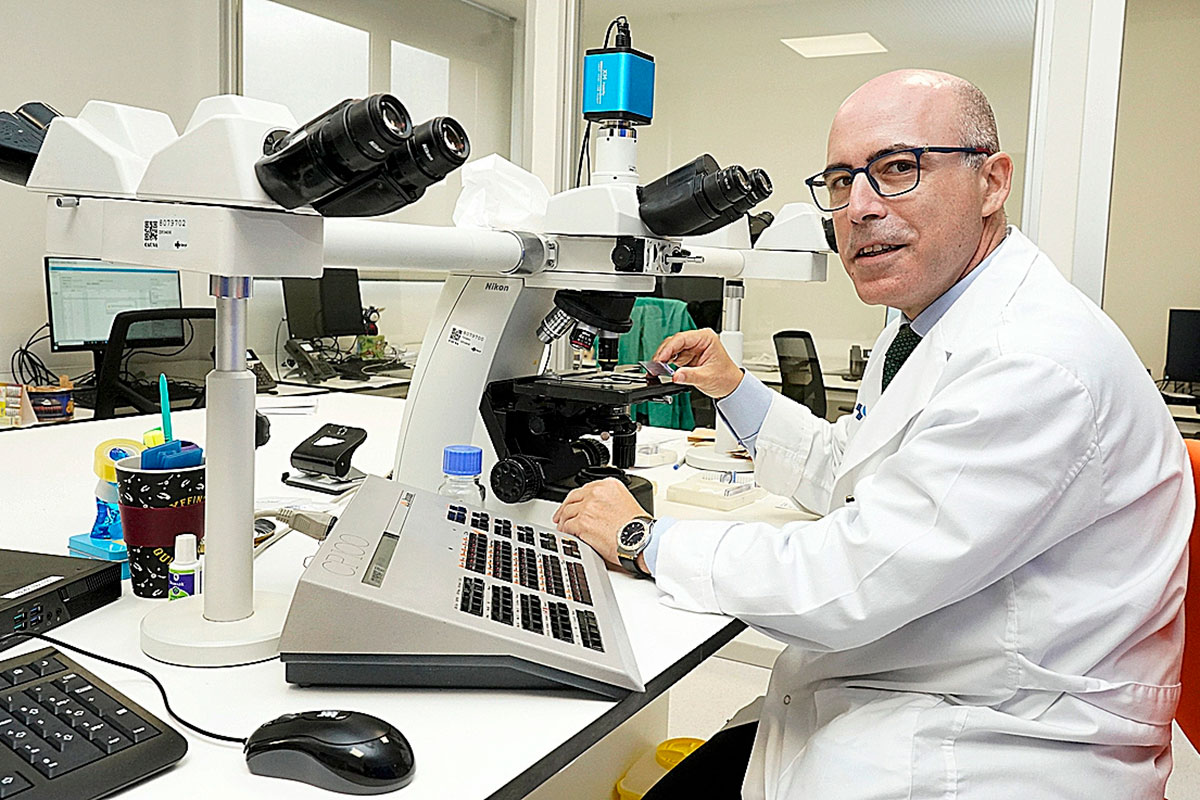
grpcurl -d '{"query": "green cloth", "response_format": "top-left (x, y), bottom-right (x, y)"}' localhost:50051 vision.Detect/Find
top-left (617, 297), bottom-right (696, 430)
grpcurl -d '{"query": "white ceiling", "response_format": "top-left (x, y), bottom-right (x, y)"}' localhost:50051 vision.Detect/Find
top-left (587, 0), bottom-right (1037, 54)
top-left (465, 0), bottom-right (1037, 55)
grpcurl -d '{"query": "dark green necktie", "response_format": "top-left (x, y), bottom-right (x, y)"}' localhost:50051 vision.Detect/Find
top-left (881, 323), bottom-right (922, 392)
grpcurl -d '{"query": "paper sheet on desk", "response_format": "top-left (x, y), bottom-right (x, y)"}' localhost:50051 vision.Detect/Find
top-left (258, 396), bottom-right (319, 415)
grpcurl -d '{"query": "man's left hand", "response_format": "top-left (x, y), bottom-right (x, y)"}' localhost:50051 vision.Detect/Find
top-left (553, 478), bottom-right (648, 570)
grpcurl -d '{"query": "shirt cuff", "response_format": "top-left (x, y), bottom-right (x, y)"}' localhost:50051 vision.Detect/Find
top-left (644, 516), bottom-right (677, 574)
top-left (715, 371), bottom-right (774, 455)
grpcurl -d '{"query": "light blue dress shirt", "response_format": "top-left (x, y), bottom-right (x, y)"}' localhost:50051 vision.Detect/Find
top-left (644, 229), bottom-right (1012, 574)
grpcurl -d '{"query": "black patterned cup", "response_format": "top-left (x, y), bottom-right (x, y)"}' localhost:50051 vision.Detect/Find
top-left (115, 454), bottom-right (205, 599)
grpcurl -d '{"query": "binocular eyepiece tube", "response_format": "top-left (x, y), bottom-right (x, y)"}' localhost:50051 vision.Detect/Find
top-left (255, 93), bottom-right (470, 217)
top-left (637, 154), bottom-right (774, 238)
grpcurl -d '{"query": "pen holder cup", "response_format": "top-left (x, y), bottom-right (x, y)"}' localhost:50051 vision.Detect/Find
top-left (115, 454), bottom-right (205, 599)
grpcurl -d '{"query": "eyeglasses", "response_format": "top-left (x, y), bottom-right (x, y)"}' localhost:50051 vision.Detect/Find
top-left (805, 146), bottom-right (994, 212)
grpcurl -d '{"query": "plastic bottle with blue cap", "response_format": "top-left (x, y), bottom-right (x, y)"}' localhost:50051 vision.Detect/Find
top-left (438, 445), bottom-right (486, 504)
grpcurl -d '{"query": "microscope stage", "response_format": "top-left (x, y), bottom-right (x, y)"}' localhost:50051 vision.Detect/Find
top-left (510, 369), bottom-right (689, 405)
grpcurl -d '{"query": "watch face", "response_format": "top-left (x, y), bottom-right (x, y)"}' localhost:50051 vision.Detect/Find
top-left (620, 521), bottom-right (646, 548)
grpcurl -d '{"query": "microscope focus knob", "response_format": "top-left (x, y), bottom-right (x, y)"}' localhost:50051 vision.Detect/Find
top-left (577, 438), bottom-right (610, 468)
top-left (491, 455), bottom-right (544, 504)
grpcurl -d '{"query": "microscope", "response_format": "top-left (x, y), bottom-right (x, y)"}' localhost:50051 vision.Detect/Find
top-left (320, 19), bottom-right (830, 521)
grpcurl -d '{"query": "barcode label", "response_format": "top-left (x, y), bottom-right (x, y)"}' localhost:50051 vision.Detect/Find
top-left (142, 217), bottom-right (189, 250)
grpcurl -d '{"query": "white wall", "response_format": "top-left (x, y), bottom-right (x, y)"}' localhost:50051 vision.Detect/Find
top-left (0, 0), bottom-right (222, 381)
top-left (257, 0), bottom-right (519, 228)
top-left (1103, 0), bottom-right (1200, 377)
top-left (581, 4), bottom-right (1034, 366)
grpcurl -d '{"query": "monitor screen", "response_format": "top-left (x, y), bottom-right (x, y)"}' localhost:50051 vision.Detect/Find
top-left (1165, 309), bottom-right (1200, 383)
top-left (45, 257), bottom-right (183, 352)
top-left (283, 267), bottom-right (365, 339)
top-left (655, 276), bottom-right (724, 333)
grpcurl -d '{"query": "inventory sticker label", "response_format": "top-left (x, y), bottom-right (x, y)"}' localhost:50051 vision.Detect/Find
top-left (447, 326), bottom-right (485, 354)
top-left (2, 575), bottom-right (64, 600)
top-left (143, 217), bottom-right (189, 250)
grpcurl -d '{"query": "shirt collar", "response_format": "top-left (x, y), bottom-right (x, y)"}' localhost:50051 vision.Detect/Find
top-left (905, 226), bottom-right (1012, 337)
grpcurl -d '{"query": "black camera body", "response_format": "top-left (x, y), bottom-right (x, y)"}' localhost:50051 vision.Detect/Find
top-left (255, 93), bottom-right (470, 218)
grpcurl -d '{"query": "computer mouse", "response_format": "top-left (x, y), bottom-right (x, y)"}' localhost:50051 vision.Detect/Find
top-left (245, 710), bottom-right (415, 795)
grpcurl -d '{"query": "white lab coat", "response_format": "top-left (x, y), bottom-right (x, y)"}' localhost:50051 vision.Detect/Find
top-left (655, 229), bottom-right (1192, 799)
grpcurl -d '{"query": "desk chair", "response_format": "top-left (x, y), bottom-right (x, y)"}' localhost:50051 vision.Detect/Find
top-left (774, 330), bottom-right (826, 419)
top-left (93, 308), bottom-right (215, 420)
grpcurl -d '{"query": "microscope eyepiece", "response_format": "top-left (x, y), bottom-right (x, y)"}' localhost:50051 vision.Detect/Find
top-left (637, 154), bottom-right (772, 237)
top-left (255, 94), bottom-right (470, 217)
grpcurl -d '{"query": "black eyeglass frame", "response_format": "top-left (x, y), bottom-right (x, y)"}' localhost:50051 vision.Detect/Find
top-left (805, 146), bottom-right (995, 212)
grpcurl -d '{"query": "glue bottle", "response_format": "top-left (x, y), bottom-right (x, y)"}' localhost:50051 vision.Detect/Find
top-left (90, 439), bottom-right (142, 540)
top-left (168, 533), bottom-right (201, 600)
top-left (438, 445), bottom-right (486, 505)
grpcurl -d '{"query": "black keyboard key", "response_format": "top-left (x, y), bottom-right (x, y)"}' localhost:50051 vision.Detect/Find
top-left (0, 670), bottom-right (32, 689)
top-left (542, 554), bottom-right (566, 598)
top-left (0, 717), bottom-right (32, 752)
top-left (91, 731), bottom-right (131, 755)
top-left (459, 577), bottom-right (485, 617)
top-left (517, 548), bottom-right (539, 590)
top-left (490, 540), bottom-right (513, 583)
top-left (577, 609), bottom-right (604, 652)
top-left (0, 772), bottom-right (31, 798)
top-left (0, 696), bottom-right (18, 714)
top-left (566, 561), bottom-right (593, 605)
top-left (489, 585), bottom-right (514, 626)
top-left (547, 602), bottom-right (574, 644)
top-left (519, 594), bottom-right (544, 635)
top-left (25, 659), bottom-right (65, 678)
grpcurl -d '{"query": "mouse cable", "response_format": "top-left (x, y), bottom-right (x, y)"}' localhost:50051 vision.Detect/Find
top-left (0, 631), bottom-right (249, 745)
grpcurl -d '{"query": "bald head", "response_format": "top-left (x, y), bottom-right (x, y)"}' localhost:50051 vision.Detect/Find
top-left (836, 70), bottom-right (999, 165)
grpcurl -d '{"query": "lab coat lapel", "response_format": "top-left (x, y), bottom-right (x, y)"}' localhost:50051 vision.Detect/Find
top-left (832, 229), bottom-right (1041, 487)
top-left (834, 329), bottom-right (947, 482)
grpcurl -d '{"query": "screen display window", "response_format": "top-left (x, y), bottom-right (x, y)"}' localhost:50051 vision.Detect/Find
top-left (45, 257), bottom-right (183, 352)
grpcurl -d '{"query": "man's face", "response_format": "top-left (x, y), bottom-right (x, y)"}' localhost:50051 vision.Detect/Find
top-left (827, 78), bottom-right (990, 318)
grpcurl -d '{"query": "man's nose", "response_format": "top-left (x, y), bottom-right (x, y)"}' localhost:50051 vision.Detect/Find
top-left (847, 172), bottom-right (886, 224)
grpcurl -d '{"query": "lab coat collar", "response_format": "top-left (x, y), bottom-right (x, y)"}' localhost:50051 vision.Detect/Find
top-left (833, 228), bottom-right (1041, 485)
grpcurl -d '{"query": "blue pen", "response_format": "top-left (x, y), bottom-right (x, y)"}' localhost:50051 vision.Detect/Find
top-left (159, 373), bottom-right (172, 442)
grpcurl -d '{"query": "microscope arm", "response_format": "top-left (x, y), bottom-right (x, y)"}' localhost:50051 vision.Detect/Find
top-left (323, 218), bottom-right (551, 276)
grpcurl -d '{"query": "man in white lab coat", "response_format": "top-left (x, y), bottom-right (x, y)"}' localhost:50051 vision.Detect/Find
top-left (554, 69), bottom-right (1192, 799)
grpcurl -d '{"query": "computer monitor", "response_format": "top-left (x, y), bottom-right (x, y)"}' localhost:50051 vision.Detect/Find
top-left (44, 257), bottom-right (184, 352)
top-left (1165, 309), bottom-right (1200, 383)
top-left (282, 267), bottom-right (366, 339)
top-left (655, 276), bottom-right (723, 333)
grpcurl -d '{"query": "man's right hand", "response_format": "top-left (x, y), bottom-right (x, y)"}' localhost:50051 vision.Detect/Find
top-left (653, 328), bottom-right (744, 399)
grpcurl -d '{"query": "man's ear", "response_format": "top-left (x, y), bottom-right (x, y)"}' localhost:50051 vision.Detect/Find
top-left (980, 152), bottom-right (1014, 218)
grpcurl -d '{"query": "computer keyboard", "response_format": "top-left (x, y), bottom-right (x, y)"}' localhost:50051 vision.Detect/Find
top-left (0, 646), bottom-right (187, 799)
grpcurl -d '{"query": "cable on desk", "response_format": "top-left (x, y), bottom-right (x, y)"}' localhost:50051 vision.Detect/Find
top-left (0, 630), bottom-right (251, 745)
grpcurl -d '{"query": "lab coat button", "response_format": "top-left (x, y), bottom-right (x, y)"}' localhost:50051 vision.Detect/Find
top-left (783, 695), bottom-right (791, 705)
top-left (844, 495), bottom-right (855, 504)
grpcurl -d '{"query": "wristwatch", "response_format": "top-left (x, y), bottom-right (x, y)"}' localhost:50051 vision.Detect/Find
top-left (617, 516), bottom-right (656, 577)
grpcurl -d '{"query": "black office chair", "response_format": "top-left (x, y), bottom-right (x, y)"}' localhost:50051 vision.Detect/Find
top-left (94, 308), bottom-right (216, 420)
top-left (774, 330), bottom-right (826, 418)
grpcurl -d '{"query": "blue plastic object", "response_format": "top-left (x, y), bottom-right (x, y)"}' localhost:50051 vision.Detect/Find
top-left (582, 48), bottom-right (655, 124)
top-left (68, 533), bottom-right (130, 580)
top-left (90, 497), bottom-right (123, 540)
top-left (141, 440), bottom-right (203, 470)
top-left (442, 445), bottom-right (483, 477)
